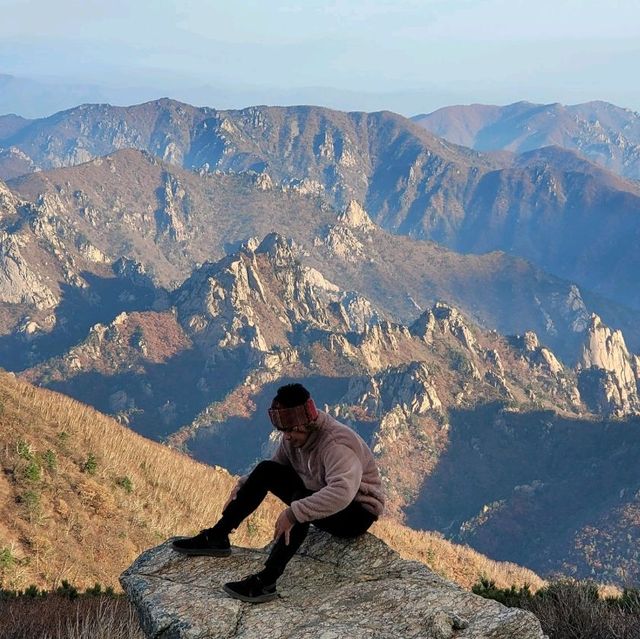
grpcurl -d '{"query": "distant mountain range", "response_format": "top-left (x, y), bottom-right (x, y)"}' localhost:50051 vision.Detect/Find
top-left (2, 99), bottom-right (640, 310)
top-left (413, 100), bottom-right (640, 181)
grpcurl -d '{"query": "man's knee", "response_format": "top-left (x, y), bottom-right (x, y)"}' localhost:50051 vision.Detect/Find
top-left (248, 460), bottom-right (300, 489)
top-left (252, 460), bottom-right (282, 476)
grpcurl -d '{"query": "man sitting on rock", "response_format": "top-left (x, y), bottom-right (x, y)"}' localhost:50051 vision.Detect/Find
top-left (172, 383), bottom-right (385, 603)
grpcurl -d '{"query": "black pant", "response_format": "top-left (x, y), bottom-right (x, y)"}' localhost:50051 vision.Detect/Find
top-left (218, 460), bottom-right (377, 583)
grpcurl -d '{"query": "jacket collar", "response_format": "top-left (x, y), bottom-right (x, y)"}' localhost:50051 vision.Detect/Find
top-left (300, 410), bottom-right (327, 452)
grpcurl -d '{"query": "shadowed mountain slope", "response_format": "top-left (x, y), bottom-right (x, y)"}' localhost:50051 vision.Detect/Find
top-left (406, 403), bottom-right (640, 584)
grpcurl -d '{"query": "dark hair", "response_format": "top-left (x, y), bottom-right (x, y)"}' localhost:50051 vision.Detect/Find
top-left (273, 383), bottom-right (310, 408)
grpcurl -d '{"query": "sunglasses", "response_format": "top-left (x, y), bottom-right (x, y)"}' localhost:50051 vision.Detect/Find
top-left (268, 398), bottom-right (318, 432)
top-left (274, 424), bottom-right (308, 434)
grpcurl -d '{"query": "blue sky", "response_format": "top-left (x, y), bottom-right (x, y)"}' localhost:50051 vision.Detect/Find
top-left (1, 0), bottom-right (639, 116)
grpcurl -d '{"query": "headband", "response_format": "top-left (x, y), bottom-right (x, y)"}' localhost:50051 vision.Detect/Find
top-left (268, 398), bottom-right (318, 431)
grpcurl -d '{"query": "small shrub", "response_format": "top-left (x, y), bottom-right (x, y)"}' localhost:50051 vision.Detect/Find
top-left (24, 460), bottom-right (42, 482)
top-left (116, 476), bottom-right (134, 494)
top-left (16, 439), bottom-right (33, 461)
top-left (85, 583), bottom-right (103, 596)
top-left (43, 449), bottom-right (57, 471)
top-left (472, 577), bottom-right (532, 608)
top-left (83, 453), bottom-right (98, 475)
top-left (56, 580), bottom-right (79, 600)
top-left (24, 584), bottom-right (43, 598)
top-left (0, 547), bottom-right (15, 572)
top-left (19, 490), bottom-right (41, 520)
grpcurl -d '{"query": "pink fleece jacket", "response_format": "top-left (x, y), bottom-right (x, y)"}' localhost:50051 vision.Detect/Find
top-left (271, 411), bottom-right (385, 523)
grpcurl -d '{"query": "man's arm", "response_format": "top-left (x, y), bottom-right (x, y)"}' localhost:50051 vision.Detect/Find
top-left (288, 445), bottom-right (362, 523)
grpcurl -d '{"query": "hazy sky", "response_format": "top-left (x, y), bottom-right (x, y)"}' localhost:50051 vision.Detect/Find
top-left (1, 0), bottom-right (639, 115)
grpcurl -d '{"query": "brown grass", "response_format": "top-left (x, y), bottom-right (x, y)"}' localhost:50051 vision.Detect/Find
top-left (0, 370), bottom-right (544, 594)
top-left (0, 595), bottom-right (143, 639)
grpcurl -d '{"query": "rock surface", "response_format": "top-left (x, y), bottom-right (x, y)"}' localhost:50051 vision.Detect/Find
top-left (578, 314), bottom-right (640, 416)
top-left (121, 529), bottom-right (544, 639)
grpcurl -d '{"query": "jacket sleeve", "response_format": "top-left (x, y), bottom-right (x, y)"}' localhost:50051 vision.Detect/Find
top-left (290, 444), bottom-right (362, 523)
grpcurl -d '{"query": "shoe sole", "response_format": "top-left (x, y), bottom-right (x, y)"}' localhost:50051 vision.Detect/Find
top-left (223, 584), bottom-right (278, 603)
top-left (171, 545), bottom-right (232, 557)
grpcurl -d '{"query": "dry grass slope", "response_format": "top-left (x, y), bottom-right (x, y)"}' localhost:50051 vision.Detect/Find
top-left (0, 371), bottom-right (544, 592)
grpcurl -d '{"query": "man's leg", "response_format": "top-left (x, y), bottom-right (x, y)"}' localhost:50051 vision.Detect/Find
top-left (172, 460), bottom-right (305, 555)
top-left (222, 473), bottom-right (314, 603)
top-left (312, 500), bottom-right (377, 538)
top-left (255, 487), bottom-right (312, 585)
top-left (226, 499), bottom-right (376, 601)
top-left (216, 460), bottom-right (306, 534)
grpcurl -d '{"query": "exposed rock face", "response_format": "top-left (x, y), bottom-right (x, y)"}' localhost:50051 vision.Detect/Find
top-left (120, 530), bottom-right (544, 639)
top-left (0, 231), bottom-right (58, 308)
top-left (511, 331), bottom-right (564, 377)
top-left (0, 179), bottom-right (19, 213)
top-left (173, 233), bottom-right (380, 368)
top-left (156, 173), bottom-right (188, 241)
top-left (578, 314), bottom-right (640, 416)
top-left (343, 362), bottom-right (442, 417)
top-left (337, 199), bottom-right (376, 231)
top-left (414, 303), bottom-right (478, 352)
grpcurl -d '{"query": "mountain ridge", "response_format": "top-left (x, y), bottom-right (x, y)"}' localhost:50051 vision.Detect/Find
top-left (412, 100), bottom-right (640, 181)
top-left (3, 98), bottom-right (640, 308)
top-left (4, 148), bottom-right (638, 365)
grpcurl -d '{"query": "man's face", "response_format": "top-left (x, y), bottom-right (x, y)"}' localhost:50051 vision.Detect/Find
top-left (280, 424), bottom-right (311, 448)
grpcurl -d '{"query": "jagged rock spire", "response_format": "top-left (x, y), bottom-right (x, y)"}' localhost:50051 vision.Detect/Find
top-left (578, 314), bottom-right (640, 416)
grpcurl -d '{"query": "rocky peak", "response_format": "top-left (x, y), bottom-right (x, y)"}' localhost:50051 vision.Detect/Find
top-left (254, 232), bottom-right (299, 266)
top-left (581, 314), bottom-right (634, 373)
top-left (578, 314), bottom-right (640, 416)
top-left (318, 201), bottom-right (376, 263)
top-left (155, 173), bottom-right (187, 241)
top-left (121, 530), bottom-right (544, 639)
top-left (330, 292), bottom-right (380, 333)
top-left (173, 235), bottom-right (382, 364)
top-left (411, 302), bottom-right (477, 351)
top-left (337, 200), bottom-right (376, 231)
top-left (521, 331), bottom-right (540, 351)
top-left (0, 179), bottom-right (19, 214)
top-left (343, 362), bottom-right (442, 417)
top-left (511, 331), bottom-right (564, 376)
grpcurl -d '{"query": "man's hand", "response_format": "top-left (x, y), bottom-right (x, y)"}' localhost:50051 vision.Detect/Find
top-left (273, 509), bottom-right (294, 545)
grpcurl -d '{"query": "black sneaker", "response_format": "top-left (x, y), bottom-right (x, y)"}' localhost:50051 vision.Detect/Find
top-left (223, 574), bottom-right (277, 603)
top-left (172, 528), bottom-right (231, 556)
